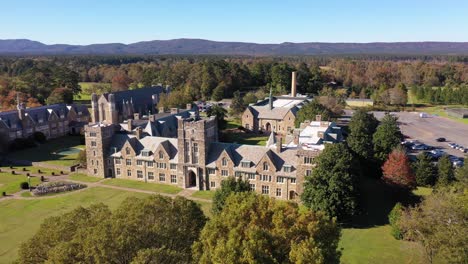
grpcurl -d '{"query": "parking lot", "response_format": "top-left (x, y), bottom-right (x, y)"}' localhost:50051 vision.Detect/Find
top-left (372, 111), bottom-right (468, 159)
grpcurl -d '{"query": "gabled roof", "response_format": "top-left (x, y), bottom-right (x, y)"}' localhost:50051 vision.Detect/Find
top-left (101, 86), bottom-right (164, 113)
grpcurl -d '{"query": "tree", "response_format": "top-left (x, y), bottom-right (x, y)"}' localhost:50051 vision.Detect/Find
top-left (388, 203), bottom-right (404, 239)
top-left (211, 83), bottom-right (225, 101)
top-left (207, 105), bottom-right (227, 130)
top-left (301, 143), bottom-right (359, 220)
top-left (243, 91), bottom-right (258, 105)
top-left (381, 148), bottom-right (416, 189)
top-left (455, 161), bottom-right (468, 184)
top-left (294, 99), bottom-right (333, 127)
top-left (193, 193), bottom-right (341, 264)
top-left (18, 196), bottom-right (206, 264)
top-left (76, 150), bottom-right (87, 167)
top-left (111, 71), bottom-right (132, 91)
top-left (347, 109), bottom-right (379, 161)
top-left (437, 155), bottom-right (455, 186)
top-left (46, 87), bottom-right (74, 105)
top-left (414, 152), bottom-right (436, 187)
top-left (398, 187), bottom-right (468, 263)
top-left (230, 90), bottom-right (244, 115)
top-left (212, 176), bottom-right (250, 214)
top-left (373, 114), bottom-right (403, 162)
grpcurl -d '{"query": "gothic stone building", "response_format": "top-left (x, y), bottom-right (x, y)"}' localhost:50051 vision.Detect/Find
top-left (0, 102), bottom-right (89, 143)
top-left (91, 86), bottom-right (167, 124)
top-left (84, 107), bottom-right (343, 200)
top-left (242, 72), bottom-right (312, 135)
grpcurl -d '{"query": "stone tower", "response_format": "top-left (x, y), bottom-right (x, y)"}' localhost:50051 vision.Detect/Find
top-left (85, 124), bottom-right (116, 178)
top-left (107, 94), bottom-right (119, 124)
top-left (91, 93), bottom-right (99, 123)
top-left (176, 116), bottom-right (217, 190)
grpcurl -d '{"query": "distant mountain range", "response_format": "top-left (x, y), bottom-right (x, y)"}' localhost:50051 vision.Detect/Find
top-left (1, 39), bottom-right (468, 55)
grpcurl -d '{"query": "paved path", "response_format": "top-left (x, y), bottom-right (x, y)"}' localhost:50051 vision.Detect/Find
top-left (1, 174), bottom-right (212, 203)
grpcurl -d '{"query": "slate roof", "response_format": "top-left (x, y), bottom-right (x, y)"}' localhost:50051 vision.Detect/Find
top-left (248, 96), bottom-right (311, 120)
top-left (109, 134), bottom-right (179, 161)
top-left (0, 103), bottom-right (89, 130)
top-left (101, 86), bottom-right (164, 113)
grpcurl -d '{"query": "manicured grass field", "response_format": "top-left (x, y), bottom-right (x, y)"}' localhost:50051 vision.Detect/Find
top-left (7, 136), bottom-right (84, 167)
top-left (0, 172), bottom-right (41, 195)
top-left (69, 173), bottom-right (102, 183)
top-left (101, 178), bottom-right (182, 194)
top-left (192, 190), bottom-right (215, 200)
top-left (340, 226), bottom-right (423, 263)
top-left (0, 187), bottom-right (150, 262)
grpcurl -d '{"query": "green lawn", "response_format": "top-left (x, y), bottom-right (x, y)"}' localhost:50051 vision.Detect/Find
top-left (222, 132), bottom-right (269, 146)
top-left (0, 172), bottom-right (41, 195)
top-left (340, 226), bottom-right (423, 264)
top-left (0, 187), bottom-right (150, 263)
top-left (192, 190), bottom-right (215, 200)
top-left (101, 178), bottom-right (182, 194)
top-left (339, 177), bottom-right (424, 263)
top-left (69, 173), bottom-right (102, 183)
top-left (7, 136), bottom-right (84, 167)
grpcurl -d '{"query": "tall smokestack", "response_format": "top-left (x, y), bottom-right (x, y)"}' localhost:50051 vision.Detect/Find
top-left (291, 71), bottom-right (297, 97)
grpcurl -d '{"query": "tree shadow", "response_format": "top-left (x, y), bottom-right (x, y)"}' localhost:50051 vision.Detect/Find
top-left (345, 177), bottom-right (421, 228)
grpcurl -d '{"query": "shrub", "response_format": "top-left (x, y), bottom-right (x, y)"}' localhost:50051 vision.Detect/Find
top-left (2, 191), bottom-right (6, 196)
top-left (9, 138), bottom-right (36, 151)
top-left (32, 181), bottom-right (86, 196)
top-left (20, 182), bottom-right (29, 190)
top-left (389, 203), bottom-right (404, 240)
top-left (41, 176), bottom-right (45, 182)
top-left (32, 132), bottom-right (47, 143)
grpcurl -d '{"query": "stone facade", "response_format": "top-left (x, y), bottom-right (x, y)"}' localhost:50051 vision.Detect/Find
top-left (0, 102), bottom-right (89, 144)
top-left (84, 108), bottom-right (345, 200)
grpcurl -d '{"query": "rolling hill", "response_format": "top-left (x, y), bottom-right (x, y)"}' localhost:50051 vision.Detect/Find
top-left (1, 38), bottom-right (468, 55)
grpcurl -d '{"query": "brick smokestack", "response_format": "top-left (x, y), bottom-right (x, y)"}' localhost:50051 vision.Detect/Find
top-left (291, 71), bottom-right (297, 97)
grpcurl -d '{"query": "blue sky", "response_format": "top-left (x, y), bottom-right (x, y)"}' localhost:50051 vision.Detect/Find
top-left (1, 0), bottom-right (467, 44)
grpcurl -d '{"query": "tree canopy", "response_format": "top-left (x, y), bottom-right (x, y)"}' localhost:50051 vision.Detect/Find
top-left (18, 195), bottom-right (206, 264)
top-left (212, 176), bottom-right (251, 214)
top-left (381, 148), bottom-right (416, 190)
top-left (347, 109), bottom-right (379, 161)
top-left (437, 154), bottom-right (455, 186)
top-left (294, 99), bottom-right (333, 127)
top-left (414, 152), bottom-right (437, 187)
top-left (373, 114), bottom-right (403, 162)
top-left (193, 192), bottom-right (341, 264)
top-left (301, 143), bottom-right (359, 221)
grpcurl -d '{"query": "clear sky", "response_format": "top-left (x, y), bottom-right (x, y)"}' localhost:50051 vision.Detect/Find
top-left (1, 0), bottom-right (468, 44)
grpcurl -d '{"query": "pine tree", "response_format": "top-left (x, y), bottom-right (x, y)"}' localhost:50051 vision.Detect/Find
top-left (414, 152), bottom-right (436, 187)
top-left (347, 109), bottom-right (379, 161)
top-left (373, 114), bottom-right (403, 162)
top-left (437, 155), bottom-right (455, 186)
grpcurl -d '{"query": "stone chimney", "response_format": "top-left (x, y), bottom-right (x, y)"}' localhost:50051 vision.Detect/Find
top-left (170, 108), bottom-right (179, 114)
top-left (291, 71), bottom-right (297, 97)
top-left (127, 119), bottom-right (133, 131)
top-left (148, 114), bottom-right (155, 122)
top-left (135, 127), bottom-right (143, 139)
top-left (315, 115), bottom-right (322, 122)
top-left (159, 107), bottom-right (165, 114)
top-left (134, 113), bottom-right (140, 120)
top-left (186, 103), bottom-right (192, 110)
top-left (293, 130), bottom-right (300, 145)
top-left (276, 135), bottom-right (283, 153)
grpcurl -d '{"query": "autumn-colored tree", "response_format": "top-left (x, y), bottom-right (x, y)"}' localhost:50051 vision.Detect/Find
top-left (0, 90), bottom-right (41, 111)
top-left (382, 148), bottom-right (416, 189)
top-left (46, 87), bottom-right (74, 105)
top-left (111, 71), bottom-right (133, 91)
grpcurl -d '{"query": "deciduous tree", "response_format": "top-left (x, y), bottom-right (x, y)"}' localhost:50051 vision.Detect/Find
top-left (381, 148), bottom-right (416, 189)
top-left (46, 87), bottom-right (74, 105)
top-left (212, 176), bottom-right (250, 214)
top-left (193, 193), bottom-right (341, 264)
top-left (294, 99), bottom-right (333, 127)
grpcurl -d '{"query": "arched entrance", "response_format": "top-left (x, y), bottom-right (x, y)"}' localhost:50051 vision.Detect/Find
top-left (187, 170), bottom-right (197, 187)
top-left (265, 122), bottom-right (271, 132)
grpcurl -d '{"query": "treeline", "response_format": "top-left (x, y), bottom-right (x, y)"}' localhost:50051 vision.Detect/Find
top-left (1, 55), bottom-right (468, 110)
top-left (411, 85), bottom-right (468, 105)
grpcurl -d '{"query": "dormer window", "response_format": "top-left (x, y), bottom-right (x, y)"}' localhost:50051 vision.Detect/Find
top-left (159, 151), bottom-right (164, 160)
top-left (142, 150), bottom-right (150, 157)
top-left (241, 161), bottom-right (250, 168)
top-left (263, 162), bottom-right (269, 171)
top-left (222, 158), bottom-right (227, 167)
top-left (125, 147), bottom-right (131, 155)
top-left (283, 165), bottom-right (292, 173)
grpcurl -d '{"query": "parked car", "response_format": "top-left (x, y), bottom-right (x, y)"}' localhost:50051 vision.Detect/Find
top-left (448, 143), bottom-right (458, 149)
top-left (460, 147), bottom-right (468, 153)
top-left (412, 144), bottom-right (430, 150)
top-left (436, 137), bottom-right (446, 142)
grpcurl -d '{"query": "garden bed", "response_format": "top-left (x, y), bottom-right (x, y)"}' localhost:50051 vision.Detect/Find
top-left (32, 181), bottom-right (86, 196)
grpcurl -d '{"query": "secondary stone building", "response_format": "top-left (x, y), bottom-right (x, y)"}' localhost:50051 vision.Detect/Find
top-left (242, 72), bottom-right (312, 135)
top-left (91, 86), bottom-right (167, 124)
top-left (0, 101), bottom-right (89, 143)
top-left (85, 105), bottom-right (342, 200)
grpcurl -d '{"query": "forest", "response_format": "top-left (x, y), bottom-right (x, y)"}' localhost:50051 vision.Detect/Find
top-left (0, 54), bottom-right (467, 111)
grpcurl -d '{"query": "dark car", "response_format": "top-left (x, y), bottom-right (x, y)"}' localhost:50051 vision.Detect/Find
top-left (436, 137), bottom-right (446, 142)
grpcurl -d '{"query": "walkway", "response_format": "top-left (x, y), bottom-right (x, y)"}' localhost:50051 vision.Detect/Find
top-left (1, 170), bottom-right (212, 203)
